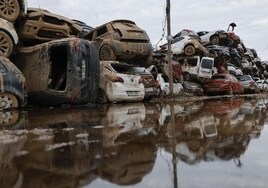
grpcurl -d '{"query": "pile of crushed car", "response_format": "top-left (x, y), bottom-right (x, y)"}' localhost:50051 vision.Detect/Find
top-left (0, 1), bottom-right (267, 110)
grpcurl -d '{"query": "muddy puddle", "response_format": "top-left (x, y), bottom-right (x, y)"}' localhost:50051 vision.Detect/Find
top-left (0, 96), bottom-right (268, 188)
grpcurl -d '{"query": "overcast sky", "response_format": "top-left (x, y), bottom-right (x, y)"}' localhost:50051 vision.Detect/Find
top-left (27, 0), bottom-right (268, 60)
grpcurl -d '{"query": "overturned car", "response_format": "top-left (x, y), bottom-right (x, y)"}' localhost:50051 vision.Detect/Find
top-left (16, 37), bottom-right (100, 105)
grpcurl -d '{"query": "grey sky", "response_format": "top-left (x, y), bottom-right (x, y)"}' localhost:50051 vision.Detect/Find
top-left (28, 0), bottom-right (268, 60)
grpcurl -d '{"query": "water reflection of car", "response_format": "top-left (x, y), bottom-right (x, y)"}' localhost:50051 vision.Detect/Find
top-left (17, 37), bottom-right (100, 105)
top-left (98, 61), bottom-right (145, 103)
top-left (237, 75), bottom-right (258, 94)
top-left (203, 73), bottom-right (244, 95)
top-left (100, 103), bottom-right (146, 146)
top-left (84, 19), bottom-right (153, 64)
top-left (0, 18), bottom-right (19, 58)
top-left (19, 8), bottom-right (82, 45)
top-left (0, 57), bottom-right (26, 110)
top-left (0, 0), bottom-right (27, 22)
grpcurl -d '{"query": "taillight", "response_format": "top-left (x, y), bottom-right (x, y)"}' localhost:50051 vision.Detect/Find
top-left (139, 77), bottom-right (144, 84)
top-left (115, 76), bottom-right (124, 83)
top-left (156, 80), bottom-right (160, 87)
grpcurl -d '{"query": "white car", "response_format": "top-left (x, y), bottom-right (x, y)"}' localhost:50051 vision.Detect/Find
top-left (156, 73), bottom-right (183, 95)
top-left (160, 35), bottom-right (208, 56)
top-left (0, 18), bottom-right (18, 57)
top-left (197, 30), bottom-right (228, 46)
top-left (98, 61), bottom-right (145, 103)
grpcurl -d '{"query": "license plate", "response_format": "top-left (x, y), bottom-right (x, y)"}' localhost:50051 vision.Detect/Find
top-left (127, 91), bottom-right (139, 96)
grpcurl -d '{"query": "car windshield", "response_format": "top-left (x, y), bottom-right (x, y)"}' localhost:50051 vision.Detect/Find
top-left (201, 59), bottom-right (213, 69)
top-left (212, 75), bottom-right (226, 80)
top-left (239, 75), bottom-right (251, 81)
top-left (0, 62), bottom-right (7, 73)
top-left (111, 63), bottom-right (134, 74)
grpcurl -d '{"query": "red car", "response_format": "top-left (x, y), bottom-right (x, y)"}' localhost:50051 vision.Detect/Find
top-left (203, 74), bottom-right (244, 95)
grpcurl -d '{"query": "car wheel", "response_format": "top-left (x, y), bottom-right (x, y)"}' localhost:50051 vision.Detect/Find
top-left (97, 89), bottom-right (109, 104)
top-left (0, 93), bottom-right (18, 109)
top-left (210, 35), bottom-right (220, 45)
top-left (184, 44), bottom-right (196, 56)
top-left (0, 0), bottom-right (20, 22)
top-left (0, 110), bottom-right (19, 126)
top-left (99, 45), bottom-right (116, 60)
top-left (0, 29), bottom-right (14, 58)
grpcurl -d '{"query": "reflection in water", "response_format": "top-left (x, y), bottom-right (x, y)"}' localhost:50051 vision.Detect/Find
top-left (0, 96), bottom-right (267, 187)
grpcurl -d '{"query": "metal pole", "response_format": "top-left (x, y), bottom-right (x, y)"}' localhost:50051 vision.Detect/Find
top-left (166, 0), bottom-right (173, 95)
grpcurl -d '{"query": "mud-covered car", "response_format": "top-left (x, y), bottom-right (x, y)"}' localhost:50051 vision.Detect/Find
top-left (161, 36), bottom-right (208, 56)
top-left (0, 0), bottom-right (27, 22)
top-left (98, 61), bottom-right (145, 103)
top-left (131, 66), bottom-right (158, 100)
top-left (0, 57), bottom-right (26, 110)
top-left (16, 37), bottom-right (99, 105)
top-left (84, 19), bottom-right (153, 65)
top-left (197, 30), bottom-right (229, 46)
top-left (237, 75), bottom-right (258, 94)
top-left (183, 81), bottom-right (204, 96)
top-left (0, 18), bottom-right (18, 58)
top-left (19, 8), bottom-right (82, 45)
top-left (203, 73), bottom-right (244, 95)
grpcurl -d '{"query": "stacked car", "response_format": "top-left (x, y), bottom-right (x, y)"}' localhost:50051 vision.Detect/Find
top-left (1, 2), bottom-right (268, 108)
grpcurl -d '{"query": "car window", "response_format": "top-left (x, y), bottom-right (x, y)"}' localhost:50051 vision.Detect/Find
top-left (111, 63), bottom-right (133, 74)
top-left (172, 36), bottom-right (184, 44)
top-left (239, 75), bottom-right (250, 81)
top-left (212, 75), bottom-right (226, 80)
top-left (85, 32), bottom-right (94, 40)
top-left (201, 59), bottom-right (213, 69)
top-left (96, 25), bottom-right (108, 37)
top-left (0, 62), bottom-right (7, 73)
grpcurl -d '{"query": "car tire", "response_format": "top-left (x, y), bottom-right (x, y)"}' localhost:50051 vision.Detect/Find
top-left (99, 44), bottom-right (116, 61)
top-left (0, 110), bottom-right (19, 126)
top-left (0, 29), bottom-right (14, 58)
top-left (210, 35), bottom-right (220, 45)
top-left (184, 44), bottom-right (196, 56)
top-left (0, 93), bottom-right (19, 110)
top-left (0, 0), bottom-right (20, 22)
top-left (97, 89), bottom-right (109, 104)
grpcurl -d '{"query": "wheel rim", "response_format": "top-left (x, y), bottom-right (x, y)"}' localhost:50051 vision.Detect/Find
top-left (184, 45), bottom-right (195, 56)
top-left (0, 0), bottom-right (20, 22)
top-left (100, 45), bottom-right (115, 60)
top-left (0, 111), bottom-right (19, 126)
top-left (0, 93), bottom-right (18, 109)
top-left (0, 30), bottom-right (13, 57)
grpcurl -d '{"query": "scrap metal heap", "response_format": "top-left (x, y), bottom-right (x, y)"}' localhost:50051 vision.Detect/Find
top-left (0, 1), bottom-right (267, 109)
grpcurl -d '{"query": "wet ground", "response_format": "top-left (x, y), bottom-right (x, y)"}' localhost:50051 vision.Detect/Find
top-left (0, 95), bottom-right (268, 188)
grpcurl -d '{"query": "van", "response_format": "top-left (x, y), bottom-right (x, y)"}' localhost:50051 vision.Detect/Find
top-left (177, 56), bottom-right (214, 81)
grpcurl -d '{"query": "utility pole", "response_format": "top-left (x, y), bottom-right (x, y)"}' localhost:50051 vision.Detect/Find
top-left (166, 0), bottom-right (173, 95)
